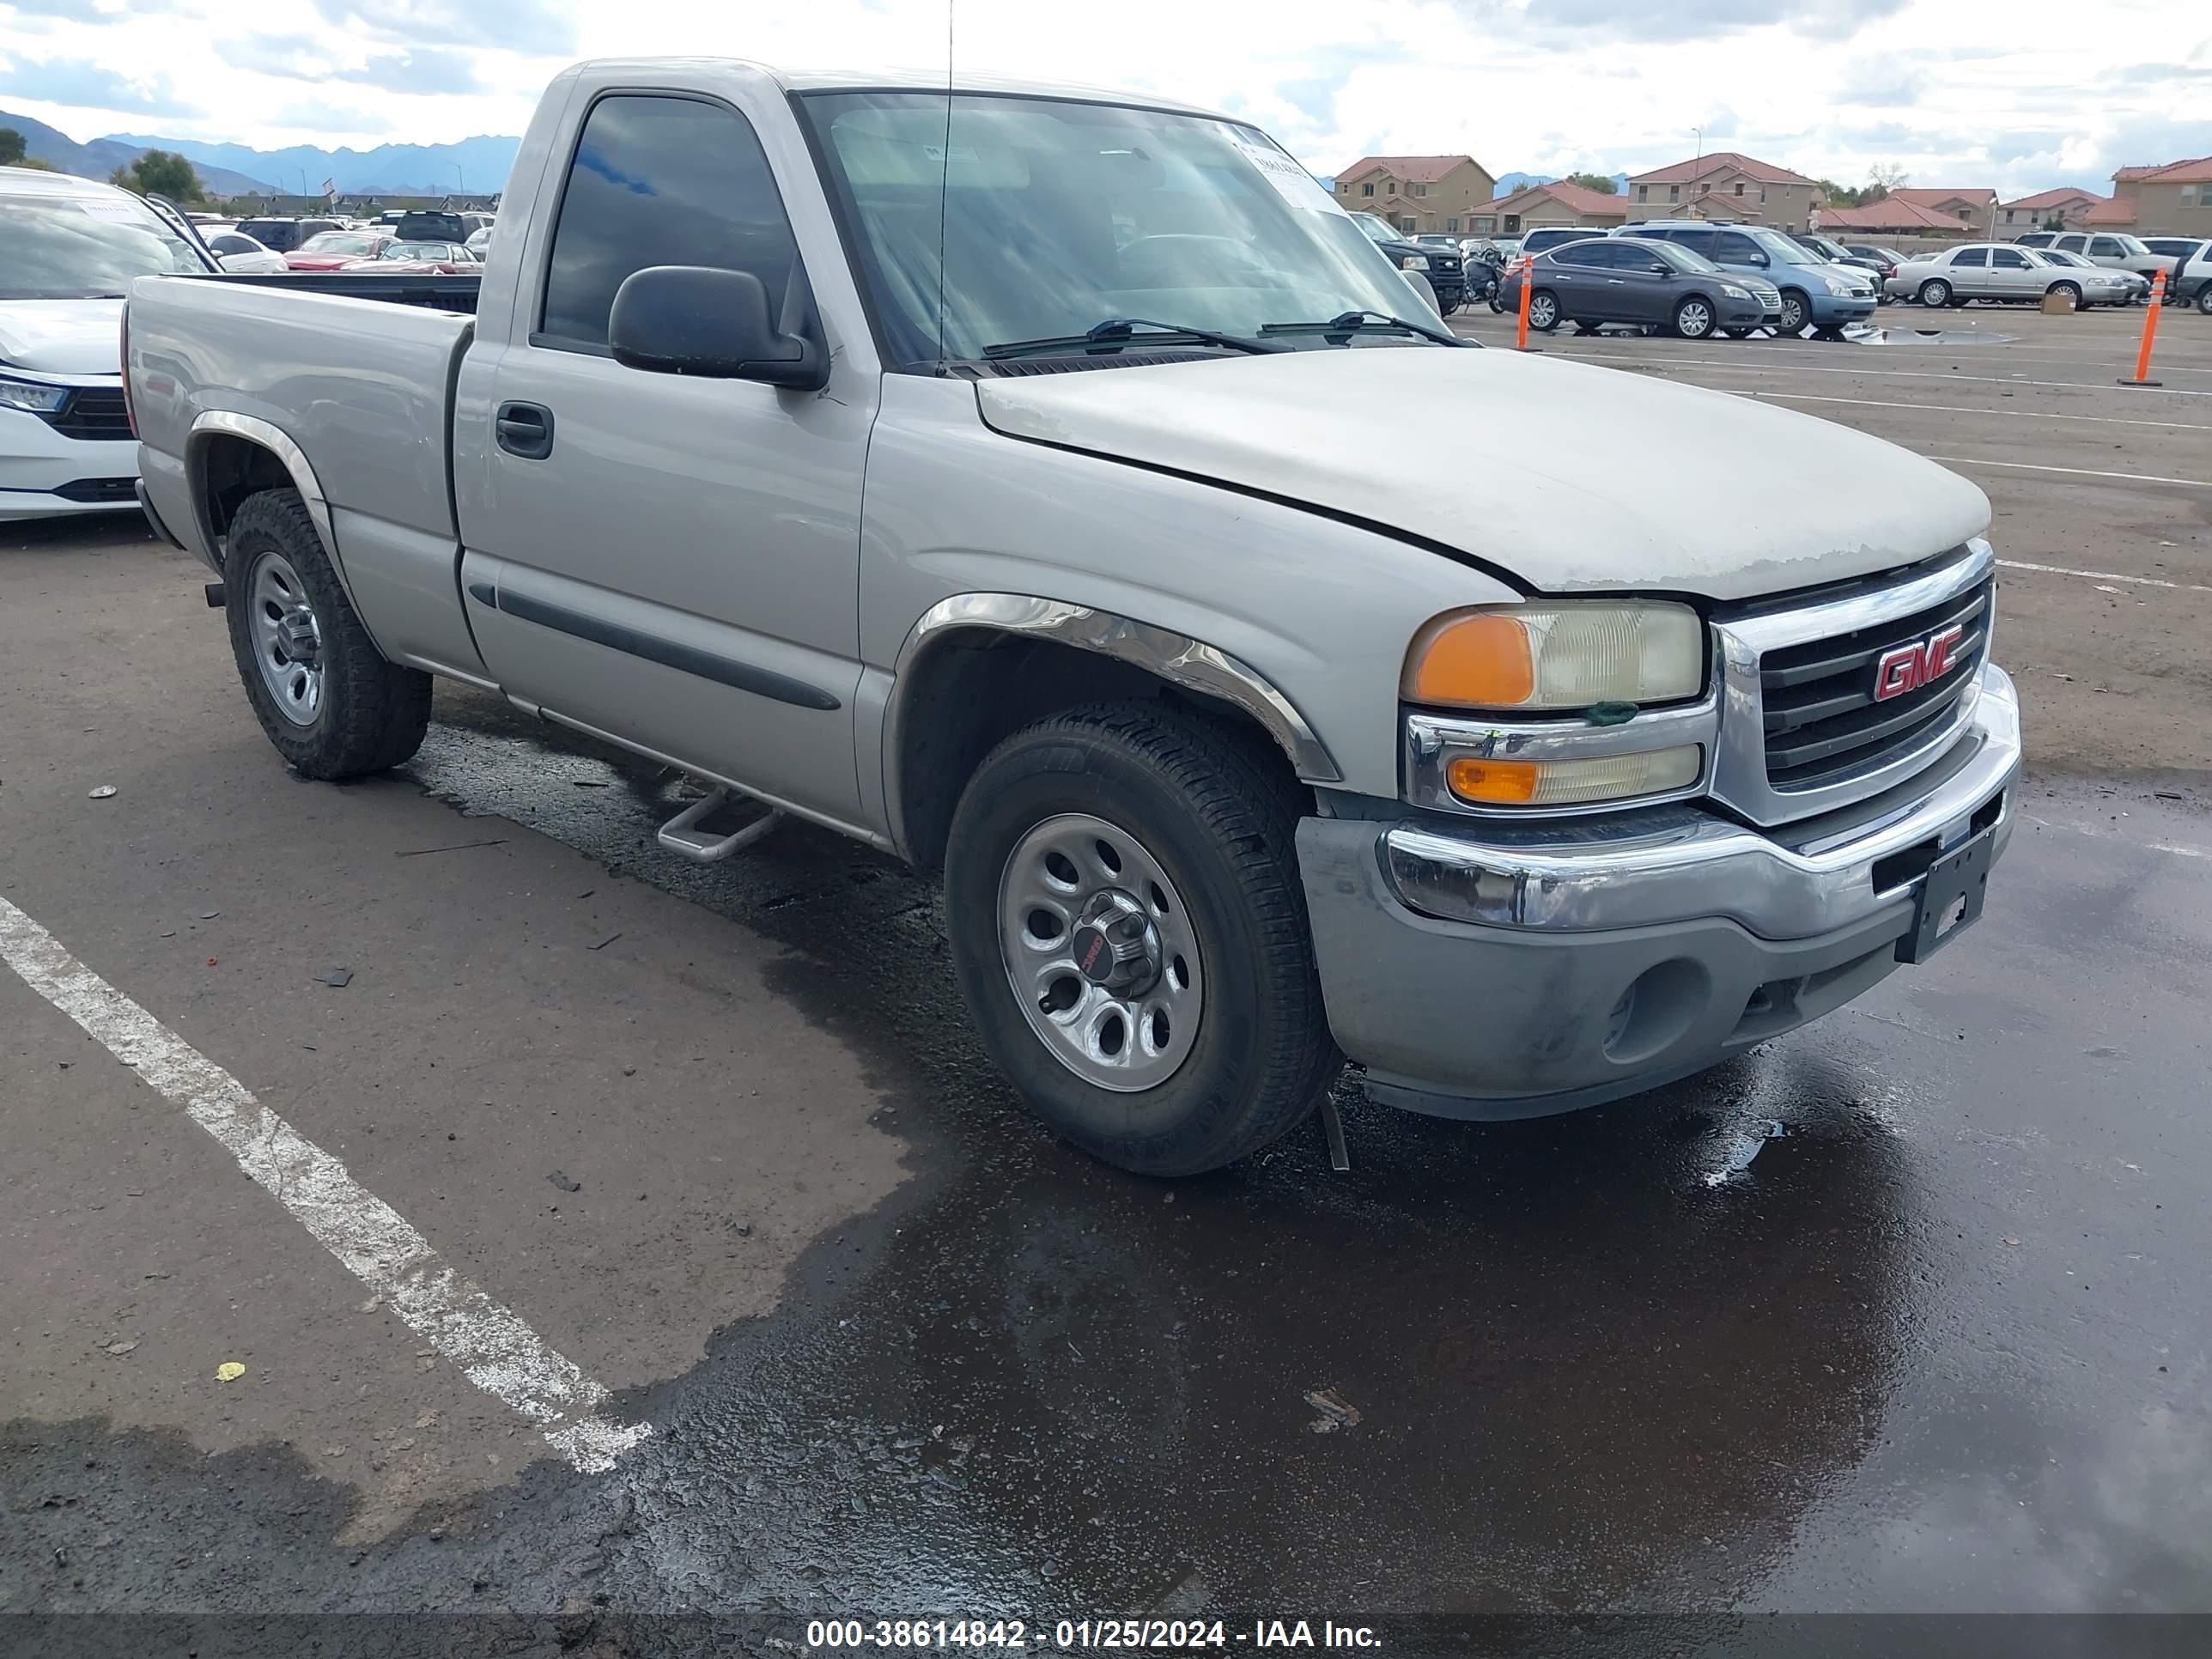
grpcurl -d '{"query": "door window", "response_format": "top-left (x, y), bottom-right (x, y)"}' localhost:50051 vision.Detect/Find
top-left (1711, 231), bottom-right (1759, 263)
top-left (2088, 237), bottom-right (2125, 258)
top-left (1949, 248), bottom-right (1989, 267)
top-left (539, 94), bottom-right (801, 349)
top-left (2054, 235), bottom-right (2087, 253)
top-left (1990, 248), bottom-right (2029, 269)
top-left (1551, 242), bottom-right (1611, 266)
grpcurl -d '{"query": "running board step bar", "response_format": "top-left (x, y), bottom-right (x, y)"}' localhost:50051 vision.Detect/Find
top-left (655, 787), bottom-right (783, 863)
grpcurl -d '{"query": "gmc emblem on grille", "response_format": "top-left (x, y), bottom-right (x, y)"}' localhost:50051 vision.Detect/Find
top-left (1874, 623), bottom-right (1966, 702)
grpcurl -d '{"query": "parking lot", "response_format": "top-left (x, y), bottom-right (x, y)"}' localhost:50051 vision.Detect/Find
top-left (5, 306), bottom-right (2212, 1644)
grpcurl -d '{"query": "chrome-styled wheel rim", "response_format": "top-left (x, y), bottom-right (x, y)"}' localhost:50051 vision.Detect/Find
top-left (248, 550), bottom-right (323, 726)
top-left (1680, 301), bottom-right (1711, 336)
top-left (1780, 296), bottom-right (1806, 331)
top-left (998, 812), bottom-right (1203, 1092)
top-left (1529, 295), bottom-right (1556, 328)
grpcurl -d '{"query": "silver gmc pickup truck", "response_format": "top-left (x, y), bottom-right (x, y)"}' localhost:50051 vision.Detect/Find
top-left (125, 58), bottom-right (2020, 1175)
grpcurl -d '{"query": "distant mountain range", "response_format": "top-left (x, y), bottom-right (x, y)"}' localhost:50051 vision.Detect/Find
top-left (1494, 172), bottom-right (1631, 198)
top-left (0, 109), bottom-right (276, 196)
top-left (2, 109), bottom-right (522, 197)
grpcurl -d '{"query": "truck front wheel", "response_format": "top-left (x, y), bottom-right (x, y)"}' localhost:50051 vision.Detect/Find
top-left (223, 488), bottom-right (431, 779)
top-left (944, 704), bottom-right (1338, 1176)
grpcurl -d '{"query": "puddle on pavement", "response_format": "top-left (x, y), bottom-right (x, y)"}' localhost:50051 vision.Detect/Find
top-left (1849, 326), bottom-right (2021, 346)
top-left (4, 684), bottom-right (1939, 1623)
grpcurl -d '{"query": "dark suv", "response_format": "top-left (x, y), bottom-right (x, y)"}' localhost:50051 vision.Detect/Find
top-left (1498, 236), bottom-right (1769, 338)
top-left (1519, 226), bottom-right (1609, 258)
top-left (233, 216), bottom-right (343, 254)
top-left (1350, 213), bottom-right (1467, 313)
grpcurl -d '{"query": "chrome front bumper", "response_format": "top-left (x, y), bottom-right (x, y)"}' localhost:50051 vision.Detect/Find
top-left (1296, 667), bottom-right (2021, 1118)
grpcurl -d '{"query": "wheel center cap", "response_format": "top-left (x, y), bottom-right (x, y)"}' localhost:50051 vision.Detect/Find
top-left (1071, 890), bottom-right (1161, 997)
top-left (276, 609), bottom-right (319, 666)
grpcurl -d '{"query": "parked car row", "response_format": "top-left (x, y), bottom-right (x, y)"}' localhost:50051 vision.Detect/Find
top-left (1887, 240), bottom-right (2211, 311)
top-left (1493, 224), bottom-right (1877, 338)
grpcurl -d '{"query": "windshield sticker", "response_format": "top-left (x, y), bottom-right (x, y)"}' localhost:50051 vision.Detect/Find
top-left (1232, 133), bottom-right (1343, 216)
top-left (77, 199), bottom-right (148, 220)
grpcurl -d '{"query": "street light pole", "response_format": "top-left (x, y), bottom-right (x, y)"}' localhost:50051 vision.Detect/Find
top-left (452, 161), bottom-right (465, 199)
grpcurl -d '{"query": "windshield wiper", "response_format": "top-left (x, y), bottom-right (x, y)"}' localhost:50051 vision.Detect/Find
top-left (1258, 309), bottom-right (1469, 348)
top-left (982, 316), bottom-right (1287, 360)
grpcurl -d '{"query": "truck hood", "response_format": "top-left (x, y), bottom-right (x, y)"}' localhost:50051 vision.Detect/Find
top-left (0, 297), bottom-right (125, 376)
top-left (975, 345), bottom-right (1991, 602)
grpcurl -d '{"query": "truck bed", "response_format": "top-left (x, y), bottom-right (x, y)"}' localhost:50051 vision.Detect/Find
top-left (175, 270), bottom-right (482, 315)
top-left (130, 271), bottom-right (476, 550)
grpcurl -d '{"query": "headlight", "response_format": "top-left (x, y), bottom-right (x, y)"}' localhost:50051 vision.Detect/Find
top-left (1816, 273), bottom-right (1845, 295)
top-left (0, 374), bottom-right (70, 415)
top-left (1402, 602), bottom-right (1705, 711)
top-left (1400, 255), bottom-right (1429, 270)
top-left (1444, 747), bottom-right (1703, 807)
top-left (1721, 283), bottom-right (1750, 299)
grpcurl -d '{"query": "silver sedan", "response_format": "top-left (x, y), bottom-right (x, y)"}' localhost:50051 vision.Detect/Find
top-left (1887, 242), bottom-right (2134, 308)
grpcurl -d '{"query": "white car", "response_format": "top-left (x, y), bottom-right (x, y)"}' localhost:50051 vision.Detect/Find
top-left (198, 226), bottom-right (290, 274)
top-left (1, 164), bottom-right (215, 522)
top-left (1887, 242), bottom-right (2131, 308)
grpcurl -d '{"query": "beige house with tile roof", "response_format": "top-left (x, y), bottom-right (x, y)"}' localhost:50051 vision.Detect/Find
top-left (1332, 155), bottom-right (1498, 236)
top-left (2107, 157), bottom-right (2212, 236)
top-left (1624, 151), bottom-right (1820, 229)
top-left (1466, 180), bottom-right (1627, 237)
top-left (1996, 188), bottom-right (2105, 232)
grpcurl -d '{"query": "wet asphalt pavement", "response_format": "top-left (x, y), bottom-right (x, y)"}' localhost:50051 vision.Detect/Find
top-left (6, 312), bottom-right (2212, 1652)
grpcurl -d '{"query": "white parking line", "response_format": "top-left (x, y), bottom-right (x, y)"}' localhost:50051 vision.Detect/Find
top-left (1725, 388), bottom-right (2212, 431)
top-left (1928, 455), bottom-right (2212, 489)
top-left (1565, 354), bottom-right (2212, 398)
top-left (1996, 559), bottom-right (2212, 595)
top-left (0, 893), bottom-right (651, 1474)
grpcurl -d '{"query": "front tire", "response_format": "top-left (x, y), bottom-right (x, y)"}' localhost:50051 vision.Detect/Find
top-left (2198, 286), bottom-right (2212, 316)
top-left (2048, 281), bottom-right (2081, 310)
top-left (224, 489), bottom-right (431, 780)
top-left (1672, 295), bottom-right (1716, 338)
top-left (1777, 289), bottom-right (1809, 333)
top-left (1528, 289), bottom-right (1561, 331)
top-left (943, 704), bottom-right (1337, 1176)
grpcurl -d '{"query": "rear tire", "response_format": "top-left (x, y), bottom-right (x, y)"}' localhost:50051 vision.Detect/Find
top-left (1917, 278), bottom-right (1951, 308)
top-left (224, 489), bottom-right (431, 780)
top-left (2199, 286), bottom-right (2212, 316)
top-left (943, 704), bottom-right (1338, 1176)
top-left (1528, 289), bottom-right (1561, 331)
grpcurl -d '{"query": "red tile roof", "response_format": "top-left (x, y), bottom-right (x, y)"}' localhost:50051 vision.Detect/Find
top-left (2115, 157), bottom-right (2212, 184)
top-left (1999, 187), bottom-right (2101, 211)
top-left (1888, 187), bottom-right (1996, 210)
top-left (1629, 150), bottom-right (1815, 186)
top-left (1814, 198), bottom-right (1965, 231)
top-left (1335, 155), bottom-right (1484, 186)
top-left (2080, 197), bottom-right (2139, 226)
top-left (1477, 180), bottom-right (1627, 219)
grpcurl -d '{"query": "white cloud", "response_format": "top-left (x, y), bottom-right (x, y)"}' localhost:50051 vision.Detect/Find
top-left (0, 0), bottom-right (2204, 197)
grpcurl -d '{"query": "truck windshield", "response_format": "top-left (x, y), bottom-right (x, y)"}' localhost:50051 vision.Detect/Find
top-left (0, 189), bottom-right (209, 299)
top-left (799, 92), bottom-right (1433, 365)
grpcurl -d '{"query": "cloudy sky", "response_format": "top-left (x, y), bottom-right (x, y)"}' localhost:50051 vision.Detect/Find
top-left (0, 0), bottom-right (2205, 194)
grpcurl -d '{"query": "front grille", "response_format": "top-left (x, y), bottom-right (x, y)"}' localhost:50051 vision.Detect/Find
top-left (1759, 578), bottom-right (1992, 792)
top-left (46, 386), bottom-right (131, 441)
top-left (52, 477), bottom-right (137, 504)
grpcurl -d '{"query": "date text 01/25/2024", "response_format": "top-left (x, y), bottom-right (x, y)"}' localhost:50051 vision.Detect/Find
top-left (804, 1619), bottom-right (1383, 1650)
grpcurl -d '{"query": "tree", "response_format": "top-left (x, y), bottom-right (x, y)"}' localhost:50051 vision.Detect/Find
top-left (1560, 171), bottom-right (1617, 195)
top-left (1815, 178), bottom-right (1876, 208)
top-left (17, 156), bottom-right (62, 172)
top-left (0, 126), bottom-right (26, 167)
top-left (1865, 162), bottom-right (1909, 203)
top-left (108, 149), bottom-right (204, 204)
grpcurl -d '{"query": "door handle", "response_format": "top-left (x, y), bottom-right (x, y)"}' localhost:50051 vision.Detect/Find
top-left (495, 401), bottom-right (555, 461)
top-left (1607, 278), bottom-right (1626, 285)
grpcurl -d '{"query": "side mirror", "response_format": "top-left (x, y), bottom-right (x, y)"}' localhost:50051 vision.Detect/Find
top-left (608, 265), bottom-right (828, 391)
top-left (1649, 261), bottom-right (1671, 276)
top-left (1747, 252), bottom-right (1771, 267)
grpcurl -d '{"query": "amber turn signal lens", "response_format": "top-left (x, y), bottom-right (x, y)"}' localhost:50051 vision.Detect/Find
top-left (1445, 757), bottom-right (1540, 803)
top-left (1406, 614), bottom-right (1534, 708)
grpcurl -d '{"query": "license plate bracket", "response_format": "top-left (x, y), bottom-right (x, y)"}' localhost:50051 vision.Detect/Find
top-left (1895, 828), bottom-right (1995, 963)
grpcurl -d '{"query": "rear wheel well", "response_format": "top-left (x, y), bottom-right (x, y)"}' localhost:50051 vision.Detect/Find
top-left (197, 434), bottom-right (299, 541)
top-left (894, 630), bottom-right (1303, 872)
